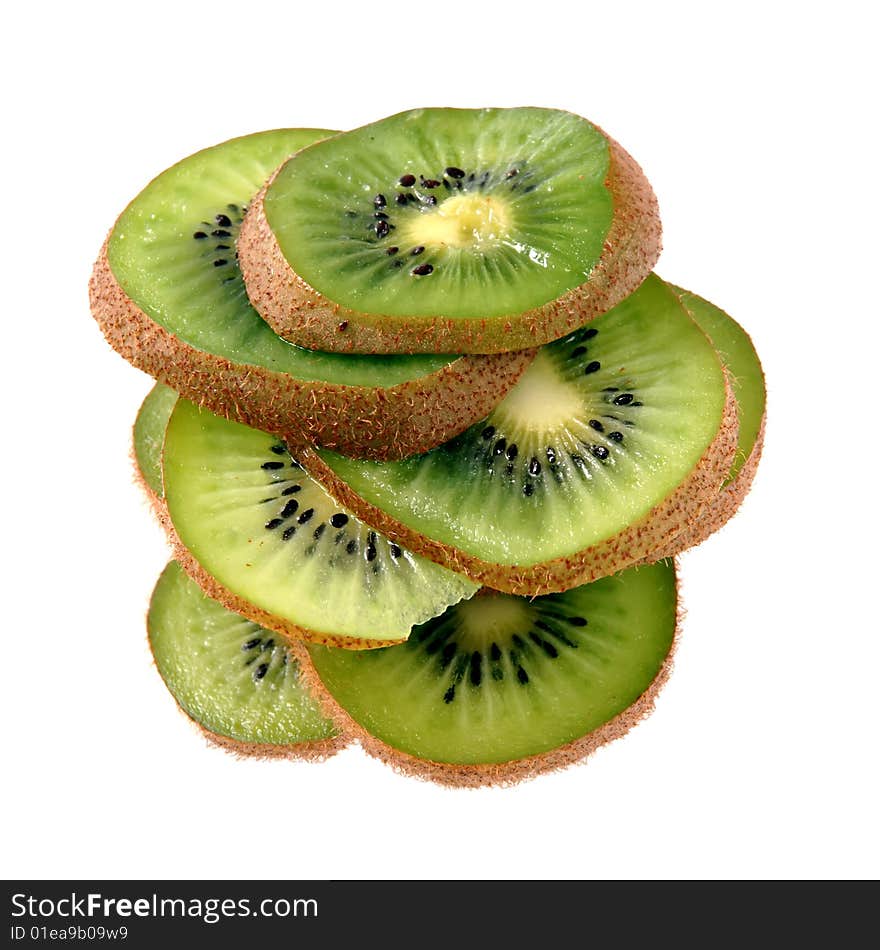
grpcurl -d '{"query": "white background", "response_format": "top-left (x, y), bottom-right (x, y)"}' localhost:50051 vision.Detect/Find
top-left (3, 0), bottom-right (877, 880)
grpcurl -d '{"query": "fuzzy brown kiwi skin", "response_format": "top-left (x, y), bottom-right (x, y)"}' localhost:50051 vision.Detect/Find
top-left (650, 288), bottom-right (767, 559)
top-left (130, 433), bottom-right (407, 651)
top-left (144, 565), bottom-right (350, 762)
top-left (653, 412), bottom-right (766, 559)
top-left (297, 575), bottom-right (680, 788)
top-left (197, 726), bottom-right (348, 762)
top-left (300, 378), bottom-right (737, 595)
top-left (237, 129), bottom-right (661, 355)
top-left (89, 240), bottom-right (535, 461)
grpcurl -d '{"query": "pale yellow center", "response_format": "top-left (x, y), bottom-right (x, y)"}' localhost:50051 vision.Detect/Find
top-left (453, 592), bottom-right (533, 650)
top-left (402, 193), bottom-right (513, 249)
top-left (492, 349), bottom-right (584, 433)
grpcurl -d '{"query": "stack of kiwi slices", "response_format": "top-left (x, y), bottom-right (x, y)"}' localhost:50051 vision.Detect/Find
top-left (91, 107), bottom-right (765, 786)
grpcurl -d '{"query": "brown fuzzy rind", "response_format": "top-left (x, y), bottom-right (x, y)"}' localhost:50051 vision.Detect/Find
top-left (653, 411), bottom-right (766, 559)
top-left (197, 723), bottom-right (348, 762)
top-left (298, 571), bottom-right (681, 788)
top-left (89, 241), bottom-right (534, 460)
top-left (130, 442), bottom-right (168, 524)
top-left (301, 379), bottom-right (738, 595)
top-left (238, 133), bottom-right (661, 354)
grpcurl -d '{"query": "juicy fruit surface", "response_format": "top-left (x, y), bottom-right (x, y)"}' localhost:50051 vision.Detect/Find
top-left (672, 286), bottom-right (765, 484)
top-left (149, 562), bottom-right (338, 746)
top-left (318, 276), bottom-right (728, 565)
top-left (264, 108), bottom-right (613, 319)
top-left (107, 129), bottom-right (453, 385)
top-left (133, 383), bottom-right (178, 499)
top-left (308, 559), bottom-right (676, 765)
top-left (162, 399), bottom-right (478, 645)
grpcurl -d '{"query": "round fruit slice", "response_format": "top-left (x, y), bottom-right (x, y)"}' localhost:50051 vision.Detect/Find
top-left (89, 128), bottom-right (533, 460)
top-left (161, 397), bottom-right (479, 649)
top-left (659, 284), bottom-right (766, 554)
top-left (239, 107), bottom-right (660, 353)
top-left (149, 561), bottom-right (345, 758)
top-left (133, 382), bottom-right (178, 500)
top-left (304, 275), bottom-right (737, 594)
top-left (304, 559), bottom-right (678, 786)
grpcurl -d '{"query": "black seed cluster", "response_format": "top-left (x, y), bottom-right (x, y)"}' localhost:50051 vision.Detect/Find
top-left (446, 324), bottom-right (645, 496)
top-left (412, 608), bottom-right (588, 704)
top-left (192, 204), bottom-right (245, 284)
top-left (240, 631), bottom-right (287, 684)
top-left (256, 443), bottom-right (409, 571)
top-left (565, 325), bottom-right (641, 442)
top-left (345, 159), bottom-right (540, 280)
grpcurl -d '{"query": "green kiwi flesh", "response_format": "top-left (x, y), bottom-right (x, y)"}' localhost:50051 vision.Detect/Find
top-left (133, 383), bottom-right (178, 499)
top-left (240, 108), bottom-right (660, 353)
top-left (149, 562), bottom-right (343, 756)
top-left (671, 285), bottom-right (765, 486)
top-left (161, 398), bottom-right (478, 648)
top-left (310, 275), bottom-right (733, 588)
top-left (91, 129), bottom-right (534, 459)
top-left (306, 559), bottom-right (677, 784)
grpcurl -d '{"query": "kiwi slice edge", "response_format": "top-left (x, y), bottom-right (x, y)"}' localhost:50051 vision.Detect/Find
top-left (149, 561), bottom-right (347, 760)
top-left (132, 382), bottom-right (177, 501)
top-left (89, 127), bottom-right (534, 460)
top-left (300, 559), bottom-right (679, 788)
top-left (673, 284), bottom-right (766, 487)
top-left (238, 108), bottom-right (661, 354)
top-left (656, 285), bottom-right (766, 557)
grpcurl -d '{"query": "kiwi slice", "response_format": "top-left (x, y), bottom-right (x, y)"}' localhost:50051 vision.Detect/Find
top-left (239, 107), bottom-right (660, 353)
top-left (674, 286), bottom-right (765, 487)
top-left (304, 559), bottom-right (677, 786)
top-left (659, 285), bottom-right (766, 554)
top-left (304, 275), bottom-right (737, 594)
top-left (161, 397), bottom-right (479, 649)
top-left (149, 561), bottom-right (344, 758)
top-left (89, 129), bottom-right (533, 460)
top-left (133, 382), bottom-right (178, 499)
